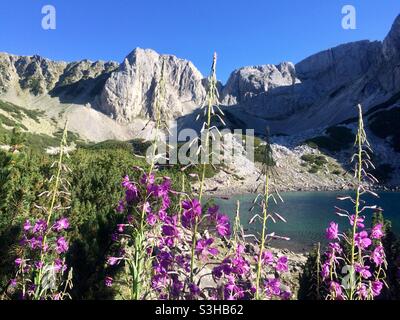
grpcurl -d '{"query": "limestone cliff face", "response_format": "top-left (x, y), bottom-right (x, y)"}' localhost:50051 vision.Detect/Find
top-left (0, 15), bottom-right (399, 136)
top-left (220, 15), bottom-right (400, 134)
top-left (221, 62), bottom-right (298, 106)
top-left (98, 48), bottom-right (206, 122)
top-left (0, 52), bottom-right (118, 99)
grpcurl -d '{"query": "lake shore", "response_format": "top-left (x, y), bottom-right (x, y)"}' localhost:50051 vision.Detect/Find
top-left (205, 183), bottom-right (400, 199)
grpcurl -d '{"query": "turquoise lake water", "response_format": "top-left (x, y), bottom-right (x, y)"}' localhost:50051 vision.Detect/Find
top-left (213, 192), bottom-right (400, 253)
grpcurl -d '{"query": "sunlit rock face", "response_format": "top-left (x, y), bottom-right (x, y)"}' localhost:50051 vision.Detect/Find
top-left (98, 48), bottom-right (206, 122)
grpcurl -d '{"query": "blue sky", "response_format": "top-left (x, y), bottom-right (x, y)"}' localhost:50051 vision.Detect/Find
top-left (0, 0), bottom-right (399, 82)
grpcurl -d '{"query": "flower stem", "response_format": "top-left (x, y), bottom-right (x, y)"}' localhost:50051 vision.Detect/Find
top-left (255, 172), bottom-right (270, 299)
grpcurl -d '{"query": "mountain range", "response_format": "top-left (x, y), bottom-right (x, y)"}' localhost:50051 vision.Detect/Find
top-left (0, 14), bottom-right (400, 186)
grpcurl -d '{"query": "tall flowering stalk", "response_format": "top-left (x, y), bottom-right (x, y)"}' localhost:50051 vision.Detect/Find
top-left (132, 59), bottom-right (168, 299)
top-left (190, 52), bottom-right (223, 281)
top-left (249, 130), bottom-right (291, 300)
top-left (9, 124), bottom-right (73, 300)
top-left (321, 105), bottom-right (387, 300)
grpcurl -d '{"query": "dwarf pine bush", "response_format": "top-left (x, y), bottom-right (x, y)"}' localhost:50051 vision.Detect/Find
top-left (320, 105), bottom-right (387, 300)
top-left (7, 124), bottom-right (73, 300)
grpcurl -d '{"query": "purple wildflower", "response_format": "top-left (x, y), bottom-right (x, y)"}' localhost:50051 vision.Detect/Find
top-left (326, 222), bottom-right (339, 240)
top-left (372, 281), bottom-right (383, 297)
top-left (146, 213), bottom-right (158, 226)
top-left (107, 257), bottom-right (122, 266)
top-left (350, 215), bottom-right (365, 228)
top-left (265, 278), bottom-right (281, 297)
top-left (371, 245), bottom-right (385, 265)
top-left (357, 283), bottom-right (369, 300)
top-left (23, 220), bottom-right (32, 231)
top-left (261, 250), bottom-right (274, 265)
top-left (196, 238), bottom-right (219, 258)
top-left (215, 214), bottom-right (231, 237)
top-left (355, 231), bottom-right (372, 249)
top-left (371, 224), bottom-right (384, 240)
top-left (32, 219), bottom-right (47, 234)
top-left (53, 218), bottom-right (69, 232)
top-left (54, 259), bottom-right (66, 273)
top-left (355, 264), bottom-right (372, 279)
top-left (276, 256), bottom-right (288, 273)
top-left (105, 276), bottom-right (113, 287)
top-left (181, 199), bottom-right (202, 228)
top-left (56, 237), bottom-right (69, 254)
top-left (329, 281), bottom-right (343, 300)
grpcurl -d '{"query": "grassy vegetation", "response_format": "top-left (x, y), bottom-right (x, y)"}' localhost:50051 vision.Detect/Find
top-left (305, 126), bottom-right (355, 152)
top-left (300, 153), bottom-right (343, 175)
top-left (0, 100), bottom-right (45, 123)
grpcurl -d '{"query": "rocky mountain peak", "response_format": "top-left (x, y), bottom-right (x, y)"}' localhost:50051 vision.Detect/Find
top-left (221, 62), bottom-right (298, 105)
top-left (98, 47), bottom-right (206, 122)
top-left (383, 14), bottom-right (400, 61)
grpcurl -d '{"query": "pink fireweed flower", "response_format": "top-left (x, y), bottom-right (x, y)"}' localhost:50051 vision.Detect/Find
top-left (260, 250), bottom-right (274, 265)
top-left (326, 222), bottom-right (339, 240)
top-left (350, 215), bottom-right (365, 228)
top-left (54, 259), bottom-right (67, 273)
top-left (265, 278), bottom-right (281, 297)
top-left (23, 220), bottom-right (32, 231)
top-left (357, 283), bottom-right (369, 300)
top-left (321, 263), bottom-right (330, 279)
top-left (224, 276), bottom-right (245, 300)
top-left (143, 201), bottom-right (152, 214)
top-left (107, 256), bottom-right (122, 266)
top-left (105, 276), bottom-right (113, 287)
top-left (276, 256), bottom-right (289, 273)
top-left (329, 281), bottom-right (343, 300)
top-left (181, 199), bottom-right (202, 228)
top-left (281, 289), bottom-right (292, 300)
top-left (53, 218), bottom-right (69, 232)
top-left (195, 238), bottom-right (219, 258)
top-left (215, 214), bottom-right (231, 237)
top-left (140, 173), bottom-right (155, 186)
top-left (146, 213), bottom-right (158, 226)
top-left (122, 176), bottom-right (139, 202)
top-left (34, 261), bottom-right (44, 270)
top-left (355, 264), bottom-right (372, 279)
top-left (15, 258), bottom-right (23, 266)
top-left (32, 219), bottom-right (47, 234)
top-left (117, 224), bottom-right (125, 233)
top-left (372, 280), bottom-right (383, 297)
top-left (355, 231), bottom-right (372, 249)
top-left (158, 177), bottom-right (171, 197)
top-left (56, 237), bottom-right (69, 254)
top-left (9, 278), bottom-right (17, 287)
top-left (189, 283), bottom-right (201, 297)
top-left (207, 205), bottom-right (219, 218)
top-left (371, 245), bottom-right (385, 265)
top-left (371, 224), bottom-right (384, 239)
top-left (161, 216), bottom-right (180, 247)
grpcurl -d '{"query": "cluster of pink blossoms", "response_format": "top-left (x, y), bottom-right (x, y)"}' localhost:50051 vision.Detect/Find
top-left (105, 171), bottom-right (291, 300)
top-left (322, 216), bottom-right (386, 300)
top-left (11, 216), bottom-right (70, 299)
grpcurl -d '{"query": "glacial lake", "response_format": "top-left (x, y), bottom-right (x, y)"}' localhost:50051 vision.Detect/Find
top-left (213, 192), bottom-right (400, 253)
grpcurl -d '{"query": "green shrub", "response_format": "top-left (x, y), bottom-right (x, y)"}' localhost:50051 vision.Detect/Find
top-left (305, 126), bottom-right (355, 152)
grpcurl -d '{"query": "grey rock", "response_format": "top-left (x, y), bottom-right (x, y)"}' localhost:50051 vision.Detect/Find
top-left (98, 48), bottom-right (206, 122)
